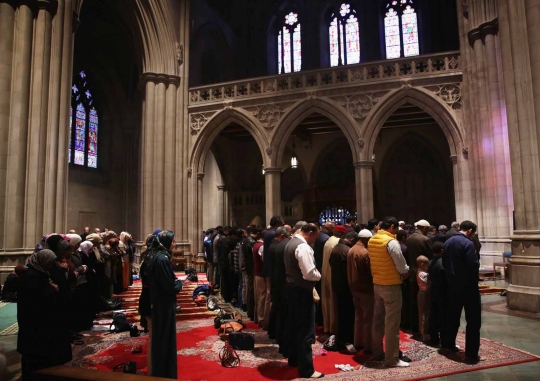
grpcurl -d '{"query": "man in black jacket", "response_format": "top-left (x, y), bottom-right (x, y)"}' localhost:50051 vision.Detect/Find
top-left (241, 228), bottom-right (258, 319)
top-left (441, 221), bottom-right (481, 362)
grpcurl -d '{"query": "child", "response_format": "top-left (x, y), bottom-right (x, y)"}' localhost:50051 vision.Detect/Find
top-left (427, 242), bottom-right (446, 346)
top-left (416, 255), bottom-right (430, 342)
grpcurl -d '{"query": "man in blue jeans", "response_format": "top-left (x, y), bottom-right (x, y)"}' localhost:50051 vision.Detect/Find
top-left (441, 220), bottom-right (481, 363)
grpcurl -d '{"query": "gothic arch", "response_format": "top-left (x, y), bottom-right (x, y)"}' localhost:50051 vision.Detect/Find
top-left (271, 97), bottom-right (361, 167)
top-left (362, 86), bottom-right (464, 161)
top-left (190, 108), bottom-right (270, 174)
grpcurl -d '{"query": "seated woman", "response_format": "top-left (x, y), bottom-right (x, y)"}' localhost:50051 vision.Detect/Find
top-left (1, 265), bottom-right (25, 302)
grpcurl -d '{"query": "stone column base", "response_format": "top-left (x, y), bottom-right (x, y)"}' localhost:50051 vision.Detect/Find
top-left (507, 284), bottom-right (540, 313)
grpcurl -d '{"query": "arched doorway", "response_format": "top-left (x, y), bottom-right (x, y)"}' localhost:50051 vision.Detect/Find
top-left (202, 123), bottom-right (265, 229)
top-left (373, 103), bottom-right (456, 226)
top-left (279, 113), bottom-right (356, 224)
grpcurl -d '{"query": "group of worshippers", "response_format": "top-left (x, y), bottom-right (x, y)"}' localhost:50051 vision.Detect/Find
top-left (138, 230), bottom-right (183, 380)
top-left (12, 229), bottom-right (134, 380)
top-left (204, 215), bottom-right (482, 377)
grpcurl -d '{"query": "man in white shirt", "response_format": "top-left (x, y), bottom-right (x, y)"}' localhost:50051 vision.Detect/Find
top-left (283, 223), bottom-right (324, 379)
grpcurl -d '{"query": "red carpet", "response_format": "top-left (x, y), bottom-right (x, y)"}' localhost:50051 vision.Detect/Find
top-left (69, 274), bottom-right (540, 380)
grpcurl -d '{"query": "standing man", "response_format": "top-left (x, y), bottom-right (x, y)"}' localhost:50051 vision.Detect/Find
top-left (442, 221), bottom-right (481, 362)
top-left (329, 231), bottom-right (358, 347)
top-left (253, 232), bottom-right (265, 327)
top-left (263, 216), bottom-right (284, 330)
top-left (313, 221), bottom-right (334, 325)
top-left (80, 227), bottom-right (90, 242)
top-left (370, 217), bottom-right (410, 368)
top-left (241, 227), bottom-right (258, 319)
top-left (406, 219), bottom-right (433, 336)
top-left (368, 219), bottom-right (380, 237)
top-left (445, 222), bottom-right (460, 240)
top-left (347, 229), bottom-right (374, 353)
top-left (321, 225), bottom-right (346, 334)
top-left (267, 225), bottom-right (290, 338)
top-left (345, 217), bottom-right (356, 233)
top-left (434, 225), bottom-right (447, 243)
top-left (284, 223), bottom-right (324, 379)
top-left (211, 226), bottom-right (222, 286)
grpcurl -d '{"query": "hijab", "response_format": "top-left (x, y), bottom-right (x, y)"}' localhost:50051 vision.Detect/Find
top-left (86, 233), bottom-right (103, 246)
top-left (119, 232), bottom-right (132, 244)
top-left (66, 234), bottom-right (82, 248)
top-left (79, 241), bottom-right (93, 257)
top-left (46, 235), bottom-right (71, 259)
top-left (150, 230), bottom-right (175, 255)
top-left (141, 234), bottom-right (156, 261)
top-left (26, 249), bottom-right (57, 274)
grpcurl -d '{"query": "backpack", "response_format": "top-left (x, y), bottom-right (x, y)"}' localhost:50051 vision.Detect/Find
top-left (109, 312), bottom-right (132, 333)
top-left (185, 267), bottom-right (198, 282)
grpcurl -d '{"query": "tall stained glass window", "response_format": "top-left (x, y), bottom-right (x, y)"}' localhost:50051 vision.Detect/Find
top-left (69, 71), bottom-right (99, 168)
top-left (384, 0), bottom-right (420, 59)
top-left (329, 3), bottom-right (360, 67)
top-left (278, 12), bottom-right (301, 74)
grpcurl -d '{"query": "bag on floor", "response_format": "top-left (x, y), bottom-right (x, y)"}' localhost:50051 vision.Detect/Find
top-left (219, 341), bottom-right (240, 368)
top-left (194, 294), bottom-right (208, 306)
top-left (323, 335), bottom-right (339, 351)
top-left (214, 310), bottom-right (243, 328)
top-left (192, 284), bottom-right (211, 299)
top-left (113, 361), bottom-right (136, 374)
top-left (219, 322), bottom-right (243, 340)
top-left (229, 332), bottom-right (255, 350)
top-left (185, 267), bottom-right (198, 282)
top-left (104, 297), bottom-right (122, 311)
top-left (207, 295), bottom-right (219, 311)
top-left (109, 312), bottom-right (132, 333)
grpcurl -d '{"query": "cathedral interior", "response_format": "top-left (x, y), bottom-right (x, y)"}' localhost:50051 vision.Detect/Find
top-left (1, 0), bottom-right (540, 379)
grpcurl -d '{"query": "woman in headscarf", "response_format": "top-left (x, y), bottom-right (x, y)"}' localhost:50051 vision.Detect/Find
top-left (18, 250), bottom-right (72, 380)
top-left (138, 233), bottom-right (157, 375)
top-left (146, 231), bottom-right (182, 379)
top-left (99, 231), bottom-right (118, 298)
top-left (71, 240), bottom-right (98, 331)
top-left (106, 235), bottom-right (124, 294)
top-left (119, 232), bottom-right (133, 290)
top-left (66, 234), bottom-right (82, 252)
top-left (85, 233), bottom-right (108, 304)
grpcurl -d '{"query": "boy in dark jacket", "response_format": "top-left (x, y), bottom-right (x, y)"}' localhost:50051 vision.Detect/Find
top-left (427, 242), bottom-right (446, 347)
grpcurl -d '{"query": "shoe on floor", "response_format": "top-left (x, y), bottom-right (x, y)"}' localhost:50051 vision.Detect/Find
top-left (439, 345), bottom-right (461, 354)
top-left (465, 355), bottom-right (482, 364)
top-left (399, 353), bottom-right (412, 362)
top-left (386, 359), bottom-right (410, 368)
top-left (310, 371), bottom-right (325, 378)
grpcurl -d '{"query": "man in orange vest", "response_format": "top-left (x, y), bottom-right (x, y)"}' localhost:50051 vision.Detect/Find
top-left (369, 216), bottom-right (410, 367)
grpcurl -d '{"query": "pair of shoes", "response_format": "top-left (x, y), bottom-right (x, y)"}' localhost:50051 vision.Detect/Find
top-left (465, 355), bottom-right (482, 364)
top-left (385, 360), bottom-right (410, 368)
top-left (399, 351), bottom-right (412, 363)
top-left (439, 345), bottom-right (461, 354)
top-left (175, 306), bottom-right (182, 313)
top-left (310, 371), bottom-right (324, 378)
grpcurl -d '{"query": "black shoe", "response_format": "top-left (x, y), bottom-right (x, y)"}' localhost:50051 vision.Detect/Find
top-left (464, 355), bottom-right (481, 364)
top-left (399, 353), bottom-right (412, 363)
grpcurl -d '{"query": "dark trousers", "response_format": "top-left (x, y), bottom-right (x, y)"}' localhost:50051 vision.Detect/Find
top-left (428, 286), bottom-right (447, 344)
top-left (444, 282), bottom-right (481, 357)
top-left (236, 271), bottom-right (243, 307)
top-left (286, 284), bottom-right (315, 378)
top-left (315, 282), bottom-right (323, 326)
top-left (409, 277), bottom-right (419, 334)
top-left (21, 354), bottom-right (66, 381)
top-left (336, 290), bottom-right (355, 345)
top-left (247, 273), bottom-right (255, 320)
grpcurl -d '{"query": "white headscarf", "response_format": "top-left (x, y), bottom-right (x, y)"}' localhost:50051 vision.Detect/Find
top-left (66, 234), bottom-right (82, 248)
top-left (79, 241), bottom-right (93, 257)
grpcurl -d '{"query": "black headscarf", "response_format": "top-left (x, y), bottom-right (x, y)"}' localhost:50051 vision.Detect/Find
top-left (151, 230), bottom-right (175, 256)
top-left (46, 235), bottom-right (71, 260)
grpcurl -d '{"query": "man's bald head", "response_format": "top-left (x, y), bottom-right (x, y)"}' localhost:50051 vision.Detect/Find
top-left (323, 222), bottom-right (335, 234)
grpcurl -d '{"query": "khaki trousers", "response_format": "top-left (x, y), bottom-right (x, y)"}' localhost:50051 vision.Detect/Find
top-left (352, 291), bottom-right (374, 350)
top-left (254, 276), bottom-right (266, 325)
top-left (372, 284), bottom-right (402, 366)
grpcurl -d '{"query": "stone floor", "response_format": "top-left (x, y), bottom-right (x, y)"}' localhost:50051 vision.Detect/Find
top-left (1, 279), bottom-right (539, 380)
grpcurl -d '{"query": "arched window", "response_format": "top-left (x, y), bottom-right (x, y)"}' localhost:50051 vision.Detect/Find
top-left (69, 71), bottom-right (99, 168)
top-left (318, 206), bottom-right (357, 226)
top-left (278, 12), bottom-right (301, 74)
top-left (384, 0), bottom-right (419, 59)
top-left (329, 3), bottom-right (360, 67)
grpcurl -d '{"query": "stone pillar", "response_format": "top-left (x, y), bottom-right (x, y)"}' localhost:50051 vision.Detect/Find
top-left (139, 73), bottom-right (180, 237)
top-left (196, 173), bottom-right (205, 254)
top-left (217, 185), bottom-right (225, 226)
top-left (354, 161), bottom-right (374, 223)
top-left (498, 0), bottom-right (540, 312)
top-left (264, 167), bottom-right (281, 225)
top-left (0, 1), bottom-right (16, 249)
top-left (5, 2), bottom-right (33, 249)
top-left (25, 0), bottom-right (55, 247)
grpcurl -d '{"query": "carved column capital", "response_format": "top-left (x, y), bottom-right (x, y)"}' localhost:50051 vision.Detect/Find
top-left (197, 172), bottom-right (205, 180)
top-left (353, 161), bottom-right (374, 169)
top-left (263, 167), bottom-right (282, 174)
top-left (217, 185), bottom-right (226, 191)
top-left (468, 18), bottom-right (499, 47)
top-left (140, 72), bottom-right (180, 88)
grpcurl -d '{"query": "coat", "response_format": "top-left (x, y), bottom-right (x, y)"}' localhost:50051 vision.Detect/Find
top-left (347, 241), bottom-right (373, 294)
top-left (329, 240), bottom-right (352, 293)
top-left (321, 236), bottom-right (339, 333)
top-left (406, 230), bottom-right (433, 273)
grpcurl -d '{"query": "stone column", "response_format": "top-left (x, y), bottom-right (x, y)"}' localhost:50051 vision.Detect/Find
top-left (141, 76), bottom-right (156, 236)
top-left (354, 161), bottom-right (374, 223)
top-left (5, 2), bottom-right (33, 249)
top-left (196, 172), bottom-right (205, 254)
top-left (153, 77), bottom-right (166, 228)
top-left (264, 167), bottom-right (281, 224)
top-left (163, 79), bottom-right (178, 229)
top-left (498, 0), bottom-right (540, 312)
top-left (0, 1), bottom-right (16, 249)
top-left (25, 0), bottom-right (55, 247)
top-left (217, 185), bottom-right (225, 226)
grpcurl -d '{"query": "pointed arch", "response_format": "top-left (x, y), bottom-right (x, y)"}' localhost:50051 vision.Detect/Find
top-left (362, 86), bottom-right (464, 160)
top-left (190, 108), bottom-right (270, 174)
top-left (271, 98), bottom-right (361, 166)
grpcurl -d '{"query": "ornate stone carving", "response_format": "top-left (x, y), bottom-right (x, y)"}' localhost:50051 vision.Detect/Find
top-left (462, 147), bottom-right (469, 160)
top-left (306, 91), bottom-right (317, 100)
top-left (462, 0), bottom-right (469, 18)
top-left (176, 42), bottom-right (184, 65)
top-left (223, 100), bottom-right (233, 110)
top-left (187, 168), bottom-right (193, 177)
top-left (426, 84), bottom-right (462, 110)
top-left (264, 80), bottom-right (276, 92)
top-left (358, 139), bottom-right (365, 150)
top-left (266, 146), bottom-right (273, 156)
top-left (190, 113), bottom-right (210, 135)
top-left (244, 104), bottom-right (291, 130)
top-left (331, 93), bottom-right (385, 122)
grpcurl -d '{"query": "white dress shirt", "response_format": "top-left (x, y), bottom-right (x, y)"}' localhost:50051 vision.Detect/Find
top-left (294, 234), bottom-right (322, 282)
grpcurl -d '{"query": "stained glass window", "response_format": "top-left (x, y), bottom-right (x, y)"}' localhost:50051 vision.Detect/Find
top-left (329, 3), bottom-right (360, 67)
top-left (277, 12), bottom-right (301, 74)
top-left (402, 5), bottom-right (419, 57)
top-left (69, 71), bottom-right (99, 168)
top-left (384, 0), bottom-right (420, 59)
top-left (385, 8), bottom-right (401, 59)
